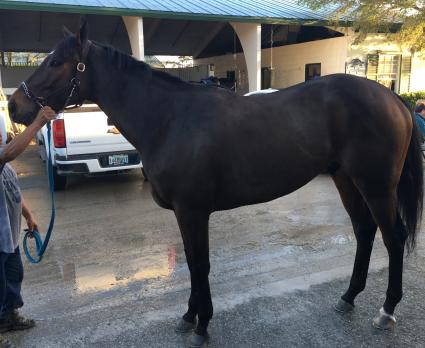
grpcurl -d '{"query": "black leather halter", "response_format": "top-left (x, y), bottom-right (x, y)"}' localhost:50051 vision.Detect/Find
top-left (21, 41), bottom-right (91, 111)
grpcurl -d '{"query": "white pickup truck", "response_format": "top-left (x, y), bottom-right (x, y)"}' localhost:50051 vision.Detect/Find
top-left (36, 104), bottom-right (144, 190)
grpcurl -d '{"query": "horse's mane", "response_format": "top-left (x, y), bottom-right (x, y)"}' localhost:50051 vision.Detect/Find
top-left (94, 42), bottom-right (190, 87)
top-left (97, 42), bottom-right (144, 71)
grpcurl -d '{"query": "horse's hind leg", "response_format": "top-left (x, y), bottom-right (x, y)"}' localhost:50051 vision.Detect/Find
top-left (356, 184), bottom-right (406, 330)
top-left (332, 171), bottom-right (378, 313)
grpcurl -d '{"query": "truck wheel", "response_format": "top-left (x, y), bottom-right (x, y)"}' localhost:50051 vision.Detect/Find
top-left (141, 168), bottom-right (148, 182)
top-left (52, 166), bottom-right (67, 191)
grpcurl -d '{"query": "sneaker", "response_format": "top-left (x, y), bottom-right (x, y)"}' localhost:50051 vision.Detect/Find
top-left (0, 335), bottom-right (14, 348)
top-left (0, 311), bottom-right (35, 333)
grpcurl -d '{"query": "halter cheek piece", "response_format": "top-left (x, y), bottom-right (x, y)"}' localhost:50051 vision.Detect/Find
top-left (21, 41), bottom-right (91, 111)
top-left (21, 77), bottom-right (81, 110)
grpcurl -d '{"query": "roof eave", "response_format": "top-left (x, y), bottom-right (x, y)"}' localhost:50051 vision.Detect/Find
top-left (0, 1), bottom-right (339, 26)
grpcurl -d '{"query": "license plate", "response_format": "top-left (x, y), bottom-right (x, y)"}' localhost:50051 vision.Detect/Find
top-left (108, 154), bottom-right (129, 166)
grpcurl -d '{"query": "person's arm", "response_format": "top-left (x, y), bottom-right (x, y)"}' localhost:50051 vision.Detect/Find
top-left (0, 107), bottom-right (56, 165)
top-left (22, 197), bottom-right (39, 232)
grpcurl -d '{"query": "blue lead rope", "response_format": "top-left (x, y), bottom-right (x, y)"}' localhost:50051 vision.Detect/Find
top-left (23, 121), bottom-right (56, 263)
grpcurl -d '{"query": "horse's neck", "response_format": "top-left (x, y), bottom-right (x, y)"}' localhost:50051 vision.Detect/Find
top-left (88, 49), bottom-right (166, 154)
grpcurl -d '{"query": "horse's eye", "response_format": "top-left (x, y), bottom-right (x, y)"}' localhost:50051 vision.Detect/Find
top-left (50, 60), bottom-right (62, 67)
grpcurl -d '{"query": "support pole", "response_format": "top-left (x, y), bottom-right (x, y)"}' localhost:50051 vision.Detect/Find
top-left (231, 22), bottom-right (261, 92)
top-left (123, 16), bottom-right (145, 61)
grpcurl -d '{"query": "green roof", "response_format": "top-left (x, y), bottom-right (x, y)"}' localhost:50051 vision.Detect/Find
top-left (0, 0), bottom-right (338, 23)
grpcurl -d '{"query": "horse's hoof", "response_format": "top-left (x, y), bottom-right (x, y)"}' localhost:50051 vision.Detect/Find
top-left (175, 318), bottom-right (196, 334)
top-left (334, 298), bottom-right (354, 314)
top-left (188, 332), bottom-right (209, 348)
top-left (372, 307), bottom-right (396, 330)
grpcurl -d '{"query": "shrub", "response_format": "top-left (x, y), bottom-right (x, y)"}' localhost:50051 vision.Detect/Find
top-left (400, 91), bottom-right (425, 110)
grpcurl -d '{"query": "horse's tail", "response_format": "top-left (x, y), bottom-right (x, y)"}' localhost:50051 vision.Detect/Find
top-left (396, 94), bottom-right (423, 252)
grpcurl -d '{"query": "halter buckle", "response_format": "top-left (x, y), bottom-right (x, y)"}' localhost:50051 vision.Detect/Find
top-left (77, 62), bottom-right (86, 72)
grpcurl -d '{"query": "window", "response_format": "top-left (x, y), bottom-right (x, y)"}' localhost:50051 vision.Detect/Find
top-left (377, 54), bottom-right (400, 91)
top-left (226, 70), bottom-right (235, 82)
top-left (305, 63), bottom-right (321, 81)
top-left (366, 54), bottom-right (411, 93)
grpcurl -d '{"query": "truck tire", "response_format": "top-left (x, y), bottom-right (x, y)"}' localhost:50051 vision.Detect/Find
top-left (53, 166), bottom-right (67, 191)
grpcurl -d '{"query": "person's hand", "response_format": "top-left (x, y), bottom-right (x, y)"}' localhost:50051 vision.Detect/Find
top-left (25, 213), bottom-right (39, 234)
top-left (34, 106), bottom-right (56, 127)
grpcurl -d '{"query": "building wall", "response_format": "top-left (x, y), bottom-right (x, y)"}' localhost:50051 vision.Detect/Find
top-left (195, 36), bottom-right (348, 93)
top-left (346, 32), bottom-right (425, 93)
top-left (262, 36), bottom-right (347, 89)
top-left (410, 54), bottom-right (425, 92)
top-left (196, 30), bottom-right (425, 94)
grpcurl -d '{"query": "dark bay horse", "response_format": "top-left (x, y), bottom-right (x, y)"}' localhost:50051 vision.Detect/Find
top-left (8, 21), bottom-right (423, 347)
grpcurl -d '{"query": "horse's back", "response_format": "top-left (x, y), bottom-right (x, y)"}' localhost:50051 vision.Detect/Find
top-left (151, 74), bottom-right (413, 211)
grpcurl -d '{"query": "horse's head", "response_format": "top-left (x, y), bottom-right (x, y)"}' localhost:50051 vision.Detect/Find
top-left (8, 19), bottom-right (90, 125)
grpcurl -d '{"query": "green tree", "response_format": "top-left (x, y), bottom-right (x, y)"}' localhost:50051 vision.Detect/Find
top-left (300, 0), bottom-right (425, 51)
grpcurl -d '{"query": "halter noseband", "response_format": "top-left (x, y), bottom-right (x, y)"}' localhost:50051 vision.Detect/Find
top-left (21, 41), bottom-right (91, 111)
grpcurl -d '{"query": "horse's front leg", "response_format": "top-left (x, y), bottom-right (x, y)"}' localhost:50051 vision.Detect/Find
top-left (175, 249), bottom-right (199, 333)
top-left (174, 207), bottom-right (213, 347)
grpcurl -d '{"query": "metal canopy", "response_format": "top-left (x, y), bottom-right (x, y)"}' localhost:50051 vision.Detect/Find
top-left (0, 10), bottom-right (343, 57)
top-left (0, 0), bottom-right (343, 56)
top-left (0, 10), bottom-right (131, 53)
top-left (0, 0), bottom-right (338, 23)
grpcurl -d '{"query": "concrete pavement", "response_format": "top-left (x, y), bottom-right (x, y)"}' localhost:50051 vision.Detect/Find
top-left (3, 146), bottom-right (425, 348)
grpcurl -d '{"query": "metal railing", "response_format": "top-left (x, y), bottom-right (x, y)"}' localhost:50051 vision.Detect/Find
top-left (1, 62), bottom-right (41, 67)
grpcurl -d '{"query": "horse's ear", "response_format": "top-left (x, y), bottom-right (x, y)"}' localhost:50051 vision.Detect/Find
top-left (62, 25), bottom-right (73, 38)
top-left (77, 16), bottom-right (88, 46)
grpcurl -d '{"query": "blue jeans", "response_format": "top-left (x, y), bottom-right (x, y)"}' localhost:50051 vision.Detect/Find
top-left (0, 247), bottom-right (24, 318)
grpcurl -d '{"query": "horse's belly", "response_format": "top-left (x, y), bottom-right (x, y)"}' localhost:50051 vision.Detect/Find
top-left (213, 161), bottom-right (323, 211)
